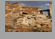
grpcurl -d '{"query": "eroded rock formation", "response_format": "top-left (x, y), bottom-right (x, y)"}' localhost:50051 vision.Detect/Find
top-left (5, 2), bottom-right (52, 32)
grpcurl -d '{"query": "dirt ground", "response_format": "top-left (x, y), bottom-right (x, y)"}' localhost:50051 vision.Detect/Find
top-left (5, 25), bottom-right (52, 32)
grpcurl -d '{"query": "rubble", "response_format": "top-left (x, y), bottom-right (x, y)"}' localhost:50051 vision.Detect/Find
top-left (5, 2), bottom-right (52, 32)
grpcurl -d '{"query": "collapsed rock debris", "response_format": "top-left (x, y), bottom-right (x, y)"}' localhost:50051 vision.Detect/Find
top-left (5, 2), bottom-right (52, 32)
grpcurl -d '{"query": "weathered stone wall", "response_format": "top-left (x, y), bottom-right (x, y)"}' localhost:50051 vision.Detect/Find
top-left (49, 3), bottom-right (52, 17)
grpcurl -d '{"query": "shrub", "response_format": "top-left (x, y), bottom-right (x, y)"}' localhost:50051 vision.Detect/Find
top-left (31, 27), bottom-right (37, 32)
top-left (46, 16), bottom-right (48, 17)
top-left (31, 27), bottom-right (40, 32)
top-left (42, 30), bottom-right (46, 32)
top-left (42, 30), bottom-right (48, 32)
top-left (5, 25), bottom-right (14, 29)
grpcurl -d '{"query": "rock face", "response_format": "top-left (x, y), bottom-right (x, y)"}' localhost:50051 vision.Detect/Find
top-left (5, 2), bottom-right (52, 32)
top-left (49, 3), bottom-right (52, 17)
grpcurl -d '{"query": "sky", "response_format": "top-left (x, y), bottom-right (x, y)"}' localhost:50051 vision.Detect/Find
top-left (6, 1), bottom-right (52, 10)
top-left (6, 1), bottom-right (52, 15)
